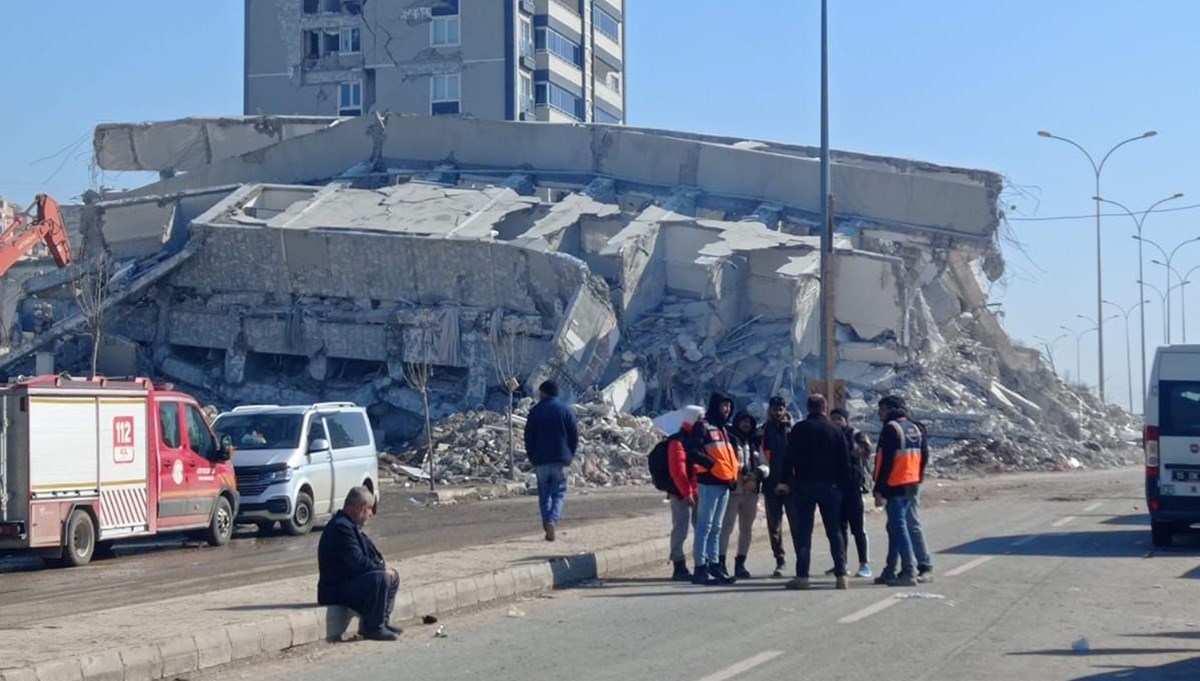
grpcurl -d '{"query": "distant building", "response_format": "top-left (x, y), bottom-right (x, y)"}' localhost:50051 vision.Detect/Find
top-left (244, 0), bottom-right (626, 124)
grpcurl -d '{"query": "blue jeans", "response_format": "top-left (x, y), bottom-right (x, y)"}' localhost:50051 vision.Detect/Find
top-left (694, 483), bottom-right (730, 566)
top-left (535, 463), bottom-right (568, 526)
top-left (885, 496), bottom-right (917, 576)
top-left (884, 493), bottom-right (932, 573)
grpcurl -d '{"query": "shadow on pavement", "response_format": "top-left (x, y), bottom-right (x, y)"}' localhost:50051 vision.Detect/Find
top-left (1101, 514), bottom-right (1150, 526)
top-left (1180, 565), bottom-right (1200, 580)
top-left (1126, 631), bottom-right (1200, 641)
top-left (942, 528), bottom-right (1149, 558)
top-left (215, 603), bottom-right (317, 611)
top-left (1011, 647), bottom-right (1195, 657)
top-left (1060, 657), bottom-right (1200, 681)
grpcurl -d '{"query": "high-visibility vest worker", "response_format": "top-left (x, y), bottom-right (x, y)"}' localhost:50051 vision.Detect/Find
top-left (873, 418), bottom-right (923, 494)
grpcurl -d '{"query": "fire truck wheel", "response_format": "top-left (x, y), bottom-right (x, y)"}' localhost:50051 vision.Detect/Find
top-left (284, 492), bottom-right (315, 536)
top-left (205, 496), bottom-right (234, 547)
top-left (62, 510), bottom-right (96, 567)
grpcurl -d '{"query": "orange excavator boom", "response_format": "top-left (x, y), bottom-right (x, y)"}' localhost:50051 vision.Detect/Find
top-left (0, 193), bottom-right (72, 277)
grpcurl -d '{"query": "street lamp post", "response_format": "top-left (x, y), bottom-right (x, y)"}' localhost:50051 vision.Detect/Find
top-left (1138, 279), bottom-right (1169, 339)
top-left (1182, 265), bottom-right (1200, 342)
top-left (1033, 333), bottom-right (1068, 376)
top-left (1137, 234), bottom-right (1200, 342)
top-left (1060, 323), bottom-right (1099, 388)
top-left (1095, 193), bottom-right (1182, 407)
top-left (1103, 299), bottom-right (1151, 413)
top-left (1075, 314), bottom-right (1119, 390)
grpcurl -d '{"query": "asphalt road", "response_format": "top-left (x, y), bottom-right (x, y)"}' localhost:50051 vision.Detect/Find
top-left (189, 468), bottom-right (1200, 681)
top-left (0, 486), bottom-right (664, 628)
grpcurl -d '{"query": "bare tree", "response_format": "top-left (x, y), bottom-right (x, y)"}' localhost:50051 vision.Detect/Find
top-left (488, 311), bottom-right (530, 481)
top-left (71, 251), bottom-right (114, 378)
top-left (400, 360), bottom-right (435, 491)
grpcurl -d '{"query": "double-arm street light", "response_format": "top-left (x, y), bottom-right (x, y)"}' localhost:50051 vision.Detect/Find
top-left (1182, 264), bottom-right (1200, 342)
top-left (1033, 333), bottom-right (1068, 376)
top-left (1136, 234), bottom-right (1200, 342)
top-left (1060, 322), bottom-right (1099, 388)
top-left (1075, 314), bottom-right (1119, 389)
top-left (1094, 193), bottom-right (1182, 402)
top-left (1040, 129), bottom-right (1157, 403)
top-left (1103, 299), bottom-right (1151, 413)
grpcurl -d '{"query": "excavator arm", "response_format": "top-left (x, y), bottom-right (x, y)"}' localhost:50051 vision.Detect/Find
top-left (0, 194), bottom-right (72, 278)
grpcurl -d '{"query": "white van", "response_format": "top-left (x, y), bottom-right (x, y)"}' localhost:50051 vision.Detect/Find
top-left (213, 402), bottom-right (379, 535)
top-left (1144, 345), bottom-right (1200, 547)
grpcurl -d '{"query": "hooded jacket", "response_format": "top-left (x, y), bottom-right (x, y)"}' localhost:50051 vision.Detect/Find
top-left (761, 412), bottom-right (792, 491)
top-left (730, 411), bottom-right (769, 494)
top-left (691, 392), bottom-right (740, 486)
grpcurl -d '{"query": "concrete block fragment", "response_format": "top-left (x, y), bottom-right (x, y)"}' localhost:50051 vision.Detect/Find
top-left (392, 589), bottom-right (416, 622)
top-left (259, 616), bottom-right (294, 653)
top-left (511, 565), bottom-right (535, 594)
top-left (410, 584), bottom-right (437, 617)
top-left (32, 659), bottom-right (82, 681)
top-left (193, 628), bottom-right (233, 669)
top-left (324, 605), bottom-right (357, 642)
top-left (0, 667), bottom-right (39, 681)
top-left (473, 573), bottom-right (498, 604)
top-left (117, 643), bottom-right (163, 681)
top-left (493, 569), bottom-right (516, 599)
top-left (287, 609), bottom-right (321, 647)
top-left (528, 563), bottom-right (554, 591)
top-left (78, 651), bottom-right (123, 681)
top-left (224, 622), bottom-right (262, 661)
top-left (157, 637), bottom-right (199, 678)
top-left (454, 577), bottom-right (479, 608)
top-left (433, 579), bottom-right (457, 613)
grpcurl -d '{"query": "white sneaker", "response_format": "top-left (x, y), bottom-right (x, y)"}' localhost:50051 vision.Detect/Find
top-left (856, 563), bottom-right (872, 578)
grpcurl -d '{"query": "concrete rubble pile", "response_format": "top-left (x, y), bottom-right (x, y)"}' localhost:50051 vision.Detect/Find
top-left (383, 398), bottom-right (661, 488)
top-left (0, 114), bottom-right (1139, 481)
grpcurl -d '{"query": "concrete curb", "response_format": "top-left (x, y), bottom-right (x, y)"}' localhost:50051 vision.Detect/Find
top-left (0, 535), bottom-right (672, 681)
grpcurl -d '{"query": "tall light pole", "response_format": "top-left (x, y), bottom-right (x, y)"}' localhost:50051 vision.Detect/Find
top-left (1182, 264), bottom-right (1200, 343)
top-left (1076, 313), bottom-right (1118, 389)
top-left (1137, 235), bottom-right (1200, 341)
top-left (1138, 279), bottom-right (1170, 339)
top-left (818, 0), bottom-right (836, 401)
top-left (1060, 323), bottom-right (1099, 388)
top-left (1040, 129), bottom-right (1157, 403)
top-left (1095, 193), bottom-right (1182, 406)
top-left (1033, 333), bottom-right (1068, 376)
top-left (1103, 299), bottom-right (1150, 413)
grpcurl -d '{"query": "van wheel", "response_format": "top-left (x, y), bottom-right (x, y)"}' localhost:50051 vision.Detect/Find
top-left (1151, 520), bottom-right (1174, 548)
top-left (284, 492), bottom-right (315, 536)
top-left (205, 496), bottom-right (234, 547)
top-left (61, 510), bottom-right (96, 567)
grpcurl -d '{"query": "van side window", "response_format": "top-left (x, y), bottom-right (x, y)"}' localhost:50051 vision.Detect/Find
top-left (326, 412), bottom-right (372, 449)
top-left (1162, 381), bottom-right (1200, 437)
top-left (186, 405), bottom-right (216, 458)
top-left (308, 420), bottom-right (327, 444)
top-left (159, 403), bottom-right (181, 448)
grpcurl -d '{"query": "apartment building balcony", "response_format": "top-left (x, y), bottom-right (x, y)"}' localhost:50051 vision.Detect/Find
top-left (594, 30), bottom-right (621, 65)
top-left (536, 0), bottom-right (583, 36)
top-left (536, 50), bottom-right (583, 84)
top-left (594, 80), bottom-right (622, 112)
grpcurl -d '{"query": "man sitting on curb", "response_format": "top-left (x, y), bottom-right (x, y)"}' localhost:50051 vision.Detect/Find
top-left (317, 486), bottom-right (401, 641)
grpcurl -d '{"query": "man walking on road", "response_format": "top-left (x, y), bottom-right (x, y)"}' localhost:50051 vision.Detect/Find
top-left (691, 391), bottom-right (740, 586)
top-left (872, 395), bottom-right (928, 587)
top-left (524, 380), bottom-right (579, 542)
top-left (317, 487), bottom-right (401, 641)
top-left (761, 396), bottom-right (792, 577)
top-left (776, 394), bottom-right (852, 591)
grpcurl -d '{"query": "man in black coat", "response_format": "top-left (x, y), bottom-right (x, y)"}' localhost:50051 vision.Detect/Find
top-left (524, 380), bottom-right (579, 541)
top-left (317, 486), bottom-right (400, 641)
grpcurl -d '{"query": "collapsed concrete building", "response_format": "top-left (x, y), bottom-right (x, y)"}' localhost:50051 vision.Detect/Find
top-left (0, 114), bottom-right (1139, 470)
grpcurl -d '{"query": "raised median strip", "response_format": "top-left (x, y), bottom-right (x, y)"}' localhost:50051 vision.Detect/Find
top-left (0, 515), bottom-right (672, 681)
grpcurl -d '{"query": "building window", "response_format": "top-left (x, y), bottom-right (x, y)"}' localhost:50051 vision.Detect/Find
top-left (520, 73), bottom-right (534, 114)
top-left (339, 27), bottom-right (360, 53)
top-left (602, 71), bottom-right (621, 94)
top-left (595, 108), bottom-right (621, 125)
top-left (520, 17), bottom-right (534, 57)
top-left (536, 81), bottom-right (583, 120)
top-left (535, 28), bottom-right (582, 67)
top-left (339, 81), bottom-right (362, 115)
top-left (594, 6), bottom-right (620, 42)
top-left (431, 73), bottom-right (461, 115)
top-left (432, 16), bottom-right (460, 46)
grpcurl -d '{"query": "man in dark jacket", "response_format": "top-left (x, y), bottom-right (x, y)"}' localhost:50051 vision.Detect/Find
top-left (761, 396), bottom-right (792, 577)
top-left (524, 380), bottom-right (579, 541)
top-left (829, 408), bottom-right (874, 579)
top-left (775, 394), bottom-right (852, 591)
top-left (690, 391), bottom-right (740, 585)
top-left (871, 395), bottom-right (928, 587)
top-left (317, 486), bottom-right (400, 641)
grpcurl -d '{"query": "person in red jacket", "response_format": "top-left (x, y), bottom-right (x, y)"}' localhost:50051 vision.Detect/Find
top-left (665, 406), bottom-right (705, 581)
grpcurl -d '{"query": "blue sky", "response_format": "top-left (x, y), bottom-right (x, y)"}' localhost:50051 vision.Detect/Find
top-left (3, 1), bottom-right (1200, 408)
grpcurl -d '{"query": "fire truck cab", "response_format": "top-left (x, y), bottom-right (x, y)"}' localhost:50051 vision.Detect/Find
top-left (0, 375), bottom-right (238, 566)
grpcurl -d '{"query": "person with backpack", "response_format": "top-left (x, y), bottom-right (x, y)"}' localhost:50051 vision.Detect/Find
top-left (648, 405), bottom-right (704, 581)
top-left (829, 407), bottom-right (873, 579)
top-left (761, 396), bottom-right (793, 577)
top-left (871, 395), bottom-right (929, 587)
top-left (690, 391), bottom-right (741, 586)
top-left (718, 411), bottom-right (770, 580)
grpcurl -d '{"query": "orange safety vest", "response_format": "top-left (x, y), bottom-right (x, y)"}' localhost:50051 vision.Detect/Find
top-left (695, 425), bottom-right (740, 484)
top-left (874, 419), bottom-right (922, 488)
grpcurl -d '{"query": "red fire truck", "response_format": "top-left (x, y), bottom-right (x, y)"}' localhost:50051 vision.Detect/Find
top-left (0, 375), bottom-right (238, 566)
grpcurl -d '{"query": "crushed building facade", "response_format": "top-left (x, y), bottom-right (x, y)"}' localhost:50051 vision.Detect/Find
top-left (0, 114), bottom-right (1138, 469)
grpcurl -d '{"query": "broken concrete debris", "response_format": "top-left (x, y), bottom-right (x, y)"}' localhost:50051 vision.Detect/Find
top-left (0, 114), bottom-right (1137, 481)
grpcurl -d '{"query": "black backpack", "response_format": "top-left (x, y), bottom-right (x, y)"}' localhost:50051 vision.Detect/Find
top-left (648, 435), bottom-right (682, 495)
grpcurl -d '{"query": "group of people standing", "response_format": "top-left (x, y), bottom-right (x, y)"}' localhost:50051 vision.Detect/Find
top-left (662, 391), bottom-right (934, 590)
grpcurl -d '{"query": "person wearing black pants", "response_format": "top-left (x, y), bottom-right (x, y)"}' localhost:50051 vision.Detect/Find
top-left (760, 396), bottom-right (793, 577)
top-left (318, 487), bottom-right (402, 641)
top-left (774, 394), bottom-right (854, 591)
top-left (830, 408), bottom-right (873, 578)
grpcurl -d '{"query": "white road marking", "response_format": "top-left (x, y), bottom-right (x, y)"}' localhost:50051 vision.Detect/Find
top-left (944, 556), bottom-right (994, 577)
top-left (1083, 502), bottom-right (1103, 512)
top-left (1052, 516), bottom-right (1077, 527)
top-left (1010, 534), bottom-right (1040, 547)
top-left (694, 651), bottom-right (785, 681)
top-left (838, 597), bottom-right (899, 624)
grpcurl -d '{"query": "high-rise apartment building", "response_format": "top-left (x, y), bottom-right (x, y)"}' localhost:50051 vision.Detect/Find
top-left (244, 0), bottom-right (626, 124)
